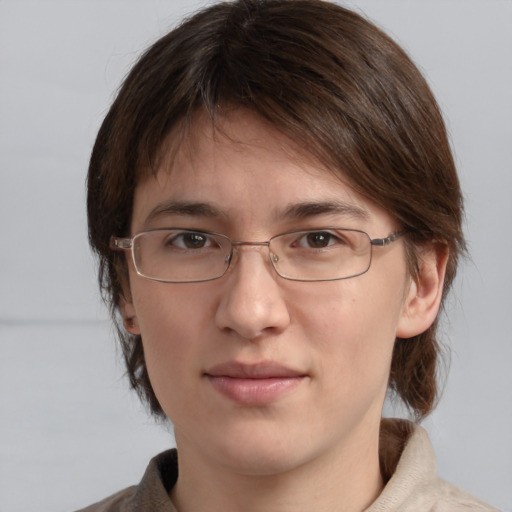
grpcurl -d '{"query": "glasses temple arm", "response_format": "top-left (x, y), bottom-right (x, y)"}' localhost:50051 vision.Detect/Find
top-left (370, 230), bottom-right (408, 247)
top-left (109, 236), bottom-right (132, 251)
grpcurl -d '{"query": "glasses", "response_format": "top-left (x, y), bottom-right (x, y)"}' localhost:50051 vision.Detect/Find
top-left (110, 228), bottom-right (406, 283)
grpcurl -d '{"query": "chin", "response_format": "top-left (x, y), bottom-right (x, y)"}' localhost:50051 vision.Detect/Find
top-left (219, 446), bottom-right (306, 477)
top-left (198, 422), bottom-right (317, 477)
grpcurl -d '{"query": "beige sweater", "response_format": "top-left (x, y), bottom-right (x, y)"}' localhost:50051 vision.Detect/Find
top-left (76, 420), bottom-right (499, 511)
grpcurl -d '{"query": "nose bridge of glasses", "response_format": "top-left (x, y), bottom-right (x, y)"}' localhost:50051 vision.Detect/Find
top-left (231, 240), bottom-right (271, 247)
top-left (228, 240), bottom-right (279, 269)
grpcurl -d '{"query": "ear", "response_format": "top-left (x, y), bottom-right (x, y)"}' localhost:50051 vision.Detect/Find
top-left (119, 298), bottom-right (141, 335)
top-left (396, 244), bottom-right (448, 339)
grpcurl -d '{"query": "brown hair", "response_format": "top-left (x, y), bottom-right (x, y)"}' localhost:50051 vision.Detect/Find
top-left (87, 0), bottom-right (465, 421)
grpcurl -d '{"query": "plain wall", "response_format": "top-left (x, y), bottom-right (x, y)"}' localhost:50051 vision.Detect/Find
top-left (1, 1), bottom-right (511, 510)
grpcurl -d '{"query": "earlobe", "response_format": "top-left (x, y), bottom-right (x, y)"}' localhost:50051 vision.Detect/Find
top-left (120, 299), bottom-right (141, 335)
top-left (396, 244), bottom-right (448, 339)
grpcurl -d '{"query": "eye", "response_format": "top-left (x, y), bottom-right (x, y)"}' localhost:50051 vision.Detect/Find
top-left (167, 231), bottom-right (214, 249)
top-left (296, 231), bottom-right (345, 249)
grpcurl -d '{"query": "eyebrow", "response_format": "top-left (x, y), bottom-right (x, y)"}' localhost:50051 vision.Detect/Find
top-left (144, 199), bottom-right (369, 227)
top-left (144, 200), bottom-right (225, 226)
top-left (279, 201), bottom-right (370, 221)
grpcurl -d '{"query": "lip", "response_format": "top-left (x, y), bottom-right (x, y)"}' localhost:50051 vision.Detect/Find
top-left (204, 361), bottom-right (307, 405)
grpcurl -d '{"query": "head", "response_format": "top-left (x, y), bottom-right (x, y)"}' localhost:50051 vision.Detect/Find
top-left (88, 0), bottom-right (465, 423)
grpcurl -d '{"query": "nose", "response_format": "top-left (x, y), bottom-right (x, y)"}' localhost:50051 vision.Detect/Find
top-left (215, 245), bottom-right (291, 341)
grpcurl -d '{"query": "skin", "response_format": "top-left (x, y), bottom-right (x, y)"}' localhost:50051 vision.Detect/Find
top-left (122, 110), bottom-right (446, 512)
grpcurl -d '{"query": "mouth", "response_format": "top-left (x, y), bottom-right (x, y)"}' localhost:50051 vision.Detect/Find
top-left (204, 361), bottom-right (307, 405)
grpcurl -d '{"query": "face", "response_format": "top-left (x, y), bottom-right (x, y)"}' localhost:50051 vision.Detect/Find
top-left (124, 111), bottom-right (416, 477)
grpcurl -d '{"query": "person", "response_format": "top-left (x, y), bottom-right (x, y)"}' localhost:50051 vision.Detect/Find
top-left (80, 0), bottom-right (498, 510)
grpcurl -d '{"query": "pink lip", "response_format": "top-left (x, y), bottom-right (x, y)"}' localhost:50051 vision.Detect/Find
top-left (204, 362), bottom-right (307, 405)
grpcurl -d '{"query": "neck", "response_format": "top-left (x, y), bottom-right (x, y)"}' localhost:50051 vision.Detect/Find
top-left (170, 425), bottom-right (384, 512)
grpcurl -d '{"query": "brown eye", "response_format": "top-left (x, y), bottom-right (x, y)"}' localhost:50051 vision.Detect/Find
top-left (166, 231), bottom-right (212, 250)
top-left (182, 232), bottom-right (208, 249)
top-left (305, 232), bottom-right (333, 248)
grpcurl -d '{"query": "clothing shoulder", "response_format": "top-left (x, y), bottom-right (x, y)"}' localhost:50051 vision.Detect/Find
top-left (398, 477), bottom-right (500, 511)
top-left (74, 486), bottom-right (136, 512)
top-left (75, 449), bottom-right (179, 512)
top-left (366, 419), bottom-right (500, 512)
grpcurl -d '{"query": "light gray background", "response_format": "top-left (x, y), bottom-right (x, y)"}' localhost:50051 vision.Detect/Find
top-left (1, 1), bottom-right (511, 511)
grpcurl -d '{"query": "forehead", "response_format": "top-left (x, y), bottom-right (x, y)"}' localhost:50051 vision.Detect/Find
top-left (132, 110), bottom-right (394, 234)
top-left (152, 109), bottom-right (332, 181)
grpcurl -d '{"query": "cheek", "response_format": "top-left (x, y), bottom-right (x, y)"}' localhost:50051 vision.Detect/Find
top-left (131, 285), bottom-right (198, 375)
top-left (299, 276), bottom-right (403, 338)
top-left (130, 289), bottom-right (202, 424)
top-left (296, 276), bottom-right (404, 383)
